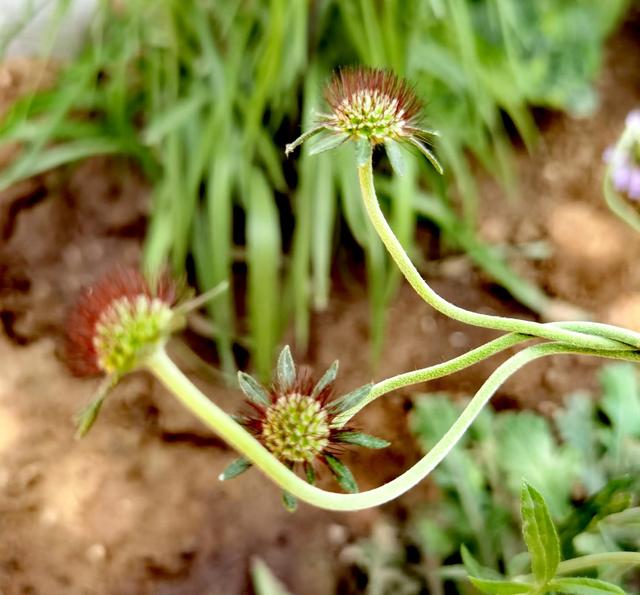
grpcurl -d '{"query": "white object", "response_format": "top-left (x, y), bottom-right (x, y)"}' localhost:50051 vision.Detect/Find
top-left (0, 0), bottom-right (98, 59)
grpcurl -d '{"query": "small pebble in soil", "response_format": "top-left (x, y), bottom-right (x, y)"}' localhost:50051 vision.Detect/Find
top-left (86, 543), bottom-right (108, 563)
top-left (327, 524), bottom-right (348, 546)
top-left (448, 331), bottom-right (469, 349)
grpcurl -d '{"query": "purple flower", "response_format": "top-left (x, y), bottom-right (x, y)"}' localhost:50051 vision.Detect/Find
top-left (605, 108), bottom-right (640, 201)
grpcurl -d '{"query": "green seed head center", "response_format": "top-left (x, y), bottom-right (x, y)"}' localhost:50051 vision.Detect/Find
top-left (93, 295), bottom-right (175, 375)
top-left (262, 393), bottom-right (330, 463)
top-left (333, 90), bottom-right (406, 142)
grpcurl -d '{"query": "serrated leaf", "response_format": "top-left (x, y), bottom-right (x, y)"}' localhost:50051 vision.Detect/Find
top-left (547, 577), bottom-right (625, 595)
top-left (325, 454), bottom-right (358, 493)
top-left (600, 364), bottom-right (640, 442)
top-left (469, 577), bottom-right (532, 594)
top-left (521, 482), bottom-right (560, 584)
top-left (327, 384), bottom-right (372, 415)
top-left (237, 372), bottom-right (271, 406)
top-left (251, 557), bottom-right (294, 595)
top-left (496, 412), bottom-right (579, 517)
top-left (309, 132), bottom-right (349, 155)
top-left (311, 360), bottom-right (338, 399)
top-left (282, 491), bottom-right (297, 512)
top-left (276, 345), bottom-right (296, 392)
top-left (384, 139), bottom-right (406, 176)
top-left (334, 431), bottom-right (390, 449)
top-left (219, 457), bottom-right (252, 481)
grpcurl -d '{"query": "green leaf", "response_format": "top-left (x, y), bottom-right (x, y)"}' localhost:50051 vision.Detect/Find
top-left (546, 577), bottom-right (625, 595)
top-left (521, 482), bottom-right (561, 585)
top-left (282, 491), bottom-right (297, 512)
top-left (311, 360), bottom-right (338, 399)
top-left (142, 90), bottom-right (207, 145)
top-left (74, 376), bottom-right (115, 439)
top-left (354, 138), bottom-right (371, 166)
top-left (237, 372), bottom-right (271, 407)
top-left (334, 431), bottom-right (390, 449)
top-left (219, 458), bottom-right (252, 481)
top-left (325, 454), bottom-right (358, 493)
top-left (384, 139), bottom-right (406, 176)
top-left (246, 170), bottom-right (282, 381)
top-left (408, 137), bottom-right (443, 174)
top-left (600, 364), bottom-right (640, 440)
top-left (496, 412), bottom-right (579, 517)
top-left (276, 345), bottom-right (296, 392)
top-left (74, 395), bottom-right (107, 439)
top-left (468, 577), bottom-right (533, 594)
top-left (308, 132), bottom-right (349, 155)
top-left (461, 545), bottom-right (502, 581)
top-left (251, 558), bottom-right (293, 595)
top-left (305, 464), bottom-right (316, 485)
top-left (327, 384), bottom-right (372, 415)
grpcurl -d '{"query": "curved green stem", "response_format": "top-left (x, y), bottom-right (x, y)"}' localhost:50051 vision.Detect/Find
top-left (146, 345), bottom-right (640, 511)
top-left (334, 332), bottom-right (530, 426)
top-left (357, 145), bottom-right (640, 351)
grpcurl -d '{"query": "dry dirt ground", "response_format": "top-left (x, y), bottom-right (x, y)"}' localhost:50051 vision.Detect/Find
top-left (0, 20), bottom-right (639, 595)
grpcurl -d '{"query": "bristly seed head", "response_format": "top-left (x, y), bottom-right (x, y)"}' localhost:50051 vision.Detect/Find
top-left (323, 68), bottom-right (423, 145)
top-left (285, 67), bottom-right (443, 174)
top-left (232, 346), bottom-right (390, 497)
top-left (65, 267), bottom-right (183, 377)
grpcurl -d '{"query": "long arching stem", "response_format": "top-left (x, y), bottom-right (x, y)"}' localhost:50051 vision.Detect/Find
top-left (146, 345), bottom-right (640, 512)
top-left (357, 143), bottom-right (640, 351)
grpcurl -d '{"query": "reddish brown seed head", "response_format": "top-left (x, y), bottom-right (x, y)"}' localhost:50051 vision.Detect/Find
top-left (65, 267), bottom-right (179, 377)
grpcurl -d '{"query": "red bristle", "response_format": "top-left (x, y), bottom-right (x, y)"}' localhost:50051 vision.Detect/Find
top-left (64, 267), bottom-right (177, 376)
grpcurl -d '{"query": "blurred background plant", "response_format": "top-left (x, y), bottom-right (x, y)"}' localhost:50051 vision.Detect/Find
top-left (0, 0), bottom-right (630, 379)
top-left (339, 362), bottom-right (640, 594)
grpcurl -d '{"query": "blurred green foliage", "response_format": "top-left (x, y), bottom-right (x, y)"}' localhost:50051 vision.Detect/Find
top-left (343, 363), bottom-right (640, 594)
top-left (0, 0), bottom-right (628, 377)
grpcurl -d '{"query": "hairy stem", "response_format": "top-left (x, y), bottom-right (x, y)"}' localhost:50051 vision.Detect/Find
top-left (357, 144), bottom-right (640, 351)
top-left (334, 332), bottom-right (529, 426)
top-left (146, 345), bottom-right (640, 511)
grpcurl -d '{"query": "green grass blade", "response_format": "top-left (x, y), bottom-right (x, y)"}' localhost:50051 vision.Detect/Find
top-left (246, 168), bottom-right (282, 380)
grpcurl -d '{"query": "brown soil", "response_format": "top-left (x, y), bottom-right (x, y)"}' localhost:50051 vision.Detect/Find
top-left (0, 21), bottom-right (639, 595)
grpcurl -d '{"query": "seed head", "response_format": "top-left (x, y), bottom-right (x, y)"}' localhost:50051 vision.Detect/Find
top-left (323, 68), bottom-right (423, 145)
top-left (225, 346), bottom-right (390, 499)
top-left (605, 109), bottom-right (640, 201)
top-left (65, 267), bottom-right (182, 377)
top-left (286, 67), bottom-right (443, 174)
